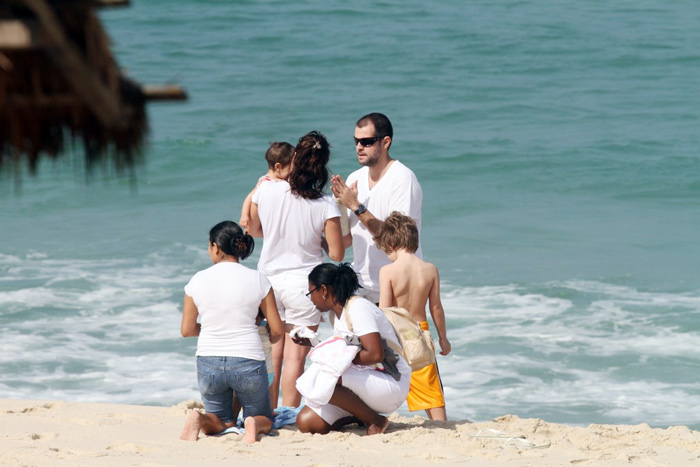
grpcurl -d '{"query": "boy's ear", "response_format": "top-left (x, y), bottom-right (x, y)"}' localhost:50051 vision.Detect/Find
top-left (274, 162), bottom-right (282, 171)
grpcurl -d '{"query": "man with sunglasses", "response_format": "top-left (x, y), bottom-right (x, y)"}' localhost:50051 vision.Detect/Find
top-left (331, 112), bottom-right (422, 303)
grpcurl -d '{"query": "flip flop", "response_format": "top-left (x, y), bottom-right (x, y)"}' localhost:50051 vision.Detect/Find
top-left (217, 426), bottom-right (243, 436)
top-left (502, 437), bottom-right (551, 449)
top-left (468, 428), bottom-right (515, 439)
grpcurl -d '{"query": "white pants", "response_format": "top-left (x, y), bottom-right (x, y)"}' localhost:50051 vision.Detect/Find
top-left (306, 366), bottom-right (411, 425)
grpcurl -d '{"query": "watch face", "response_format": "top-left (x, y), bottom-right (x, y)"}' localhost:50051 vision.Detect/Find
top-left (355, 204), bottom-right (366, 215)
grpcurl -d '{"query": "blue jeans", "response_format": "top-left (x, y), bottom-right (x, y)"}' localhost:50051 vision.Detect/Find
top-left (196, 356), bottom-right (272, 423)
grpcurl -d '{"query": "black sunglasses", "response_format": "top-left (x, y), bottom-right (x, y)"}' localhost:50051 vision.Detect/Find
top-left (353, 136), bottom-right (383, 147)
top-left (305, 287), bottom-right (319, 297)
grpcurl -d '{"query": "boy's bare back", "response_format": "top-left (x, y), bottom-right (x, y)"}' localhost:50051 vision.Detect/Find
top-left (379, 252), bottom-right (439, 323)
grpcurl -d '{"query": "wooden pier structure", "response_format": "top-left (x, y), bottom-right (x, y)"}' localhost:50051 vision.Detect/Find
top-left (0, 0), bottom-right (186, 174)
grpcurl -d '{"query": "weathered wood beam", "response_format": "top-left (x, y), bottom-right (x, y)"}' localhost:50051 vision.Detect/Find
top-left (8, 94), bottom-right (82, 106)
top-left (29, 0), bottom-right (131, 7)
top-left (19, 0), bottom-right (126, 129)
top-left (0, 20), bottom-right (37, 50)
top-left (96, 0), bottom-right (130, 7)
top-left (142, 84), bottom-right (187, 102)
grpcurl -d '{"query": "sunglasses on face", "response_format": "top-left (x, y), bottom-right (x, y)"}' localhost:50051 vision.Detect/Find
top-left (305, 287), bottom-right (319, 297)
top-left (353, 136), bottom-right (382, 147)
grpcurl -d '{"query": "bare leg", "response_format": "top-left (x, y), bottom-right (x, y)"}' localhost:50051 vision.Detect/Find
top-left (296, 406), bottom-right (332, 434)
top-left (269, 327), bottom-right (284, 410)
top-left (296, 386), bottom-right (388, 436)
top-left (425, 406), bottom-right (447, 421)
top-left (328, 386), bottom-right (388, 436)
top-left (243, 415), bottom-right (273, 444)
top-left (280, 324), bottom-right (317, 407)
top-left (180, 410), bottom-right (231, 441)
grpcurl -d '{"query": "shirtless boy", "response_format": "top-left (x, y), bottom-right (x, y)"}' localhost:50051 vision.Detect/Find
top-left (375, 212), bottom-right (451, 420)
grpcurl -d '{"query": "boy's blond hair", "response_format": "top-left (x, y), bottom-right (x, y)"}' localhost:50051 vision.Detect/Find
top-left (374, 211), bottom-right (419, 254)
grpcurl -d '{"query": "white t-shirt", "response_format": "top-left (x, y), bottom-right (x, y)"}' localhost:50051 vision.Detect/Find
top-left (184, 262), bottom-right (271, 359)
top-left (252, 180), bottom-right (340, 276)
top-left (333, 297), bottom-right (412, 377)
top-left (346, 161), bottom-right (422, 299)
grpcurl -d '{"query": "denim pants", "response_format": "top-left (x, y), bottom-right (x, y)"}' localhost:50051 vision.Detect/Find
top-left (196, 356), bottom-right (272, 423)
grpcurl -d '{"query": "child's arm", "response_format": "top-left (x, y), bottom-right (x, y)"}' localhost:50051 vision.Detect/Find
top-left (378, 266), bottom-right (396, 309)
top-left (247, 201), bottom-right (263, 238)
top-left (239, 188), bottom-right (256, 231)
top-left (428, 267), bottom-right (451, 356)
top-left (240, 176), bottom-right (269, 231)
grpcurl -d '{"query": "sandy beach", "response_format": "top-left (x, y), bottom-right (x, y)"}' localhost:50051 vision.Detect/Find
top-left (2, 398), bottom-right (698, 466)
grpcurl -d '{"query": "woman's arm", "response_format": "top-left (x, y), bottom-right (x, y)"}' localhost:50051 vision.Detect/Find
top-left (353, 331), bottom-right (384, 365)
top-left (247, 202), bottom-right (264, 238)
top-left (181, 294), bottom-right (200, 337)
top-left (260, 289), bottom-right (284, 344)
top-left (323, 217), bottom-right (345, 262)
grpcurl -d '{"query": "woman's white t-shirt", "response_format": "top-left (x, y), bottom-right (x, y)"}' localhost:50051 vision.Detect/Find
top-left (252, 180), bottom-right (340, 277)
top-left (333, 297), bottom-right (412, 377)
top-left (184, 262), bottom-right (271, 360)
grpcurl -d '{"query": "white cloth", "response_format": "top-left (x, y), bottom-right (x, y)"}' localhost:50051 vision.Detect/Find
top-left (289, 326), bottom-right (320, 347)
top-left (296, 336), bottom-right (361, 405)
top-left (252, 180), bottom-right (340, 277)
top-left (184, 262), bottom-right (271, 360)
top-left (346, 161), bottom-right (422, 301)
top-left (309, 336), bottom-right (361, 374)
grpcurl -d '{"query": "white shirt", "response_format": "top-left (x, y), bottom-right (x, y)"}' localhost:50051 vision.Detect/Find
top-left (184, 262), bottom-right (271, 359)
top-left (333, 297), bottom-right (412, 377)
top-left (346, 161), bottom-right (423, 300)
top-left (252, 180), bottom-right (340, 276)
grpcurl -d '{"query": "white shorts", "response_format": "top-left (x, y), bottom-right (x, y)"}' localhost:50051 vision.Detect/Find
top-left (306, 366), bottom-right (411, 425)
top-left (268, 272), bottom-right (321, 327)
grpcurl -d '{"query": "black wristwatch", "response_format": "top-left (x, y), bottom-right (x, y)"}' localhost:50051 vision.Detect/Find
top-left (354, 204), bottom-right (367, 216)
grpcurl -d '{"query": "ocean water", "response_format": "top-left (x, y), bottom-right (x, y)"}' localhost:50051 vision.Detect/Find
top-left (1, 0), bottom-right (699, 429)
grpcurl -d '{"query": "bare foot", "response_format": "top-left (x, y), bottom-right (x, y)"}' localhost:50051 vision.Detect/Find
top-left (366, 416), bottom-right (389, 436)
top-left (180, 410), bottom-right (202, 441)
top-left (243, 417), bottom-right (258, 444)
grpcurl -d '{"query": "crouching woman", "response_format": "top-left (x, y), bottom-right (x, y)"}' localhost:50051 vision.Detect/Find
top-left (180, 221), bottom-right (284, 443)
top-left (296, 263), bottom-right (411, 435)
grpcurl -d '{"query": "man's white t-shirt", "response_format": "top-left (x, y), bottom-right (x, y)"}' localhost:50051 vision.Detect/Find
top-left (184, 262), bottom-right (271, 360)
top-left (252, 180), bottom-right (340, 277)
top-left (346, 161), bottom-right (422, 301)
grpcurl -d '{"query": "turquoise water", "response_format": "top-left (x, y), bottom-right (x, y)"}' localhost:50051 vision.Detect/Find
top-left (1, 1), bottom-right (699, 428)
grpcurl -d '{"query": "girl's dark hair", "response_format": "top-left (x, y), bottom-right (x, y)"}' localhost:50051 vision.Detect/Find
top-left (209, 221), bottom-right (254, 260)
top-left (288, 131), bottom-right (330, 200)
top-left (308, 263), bottom-right (360, 306)
top-left (265, 142), bottom-right (294, 169)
